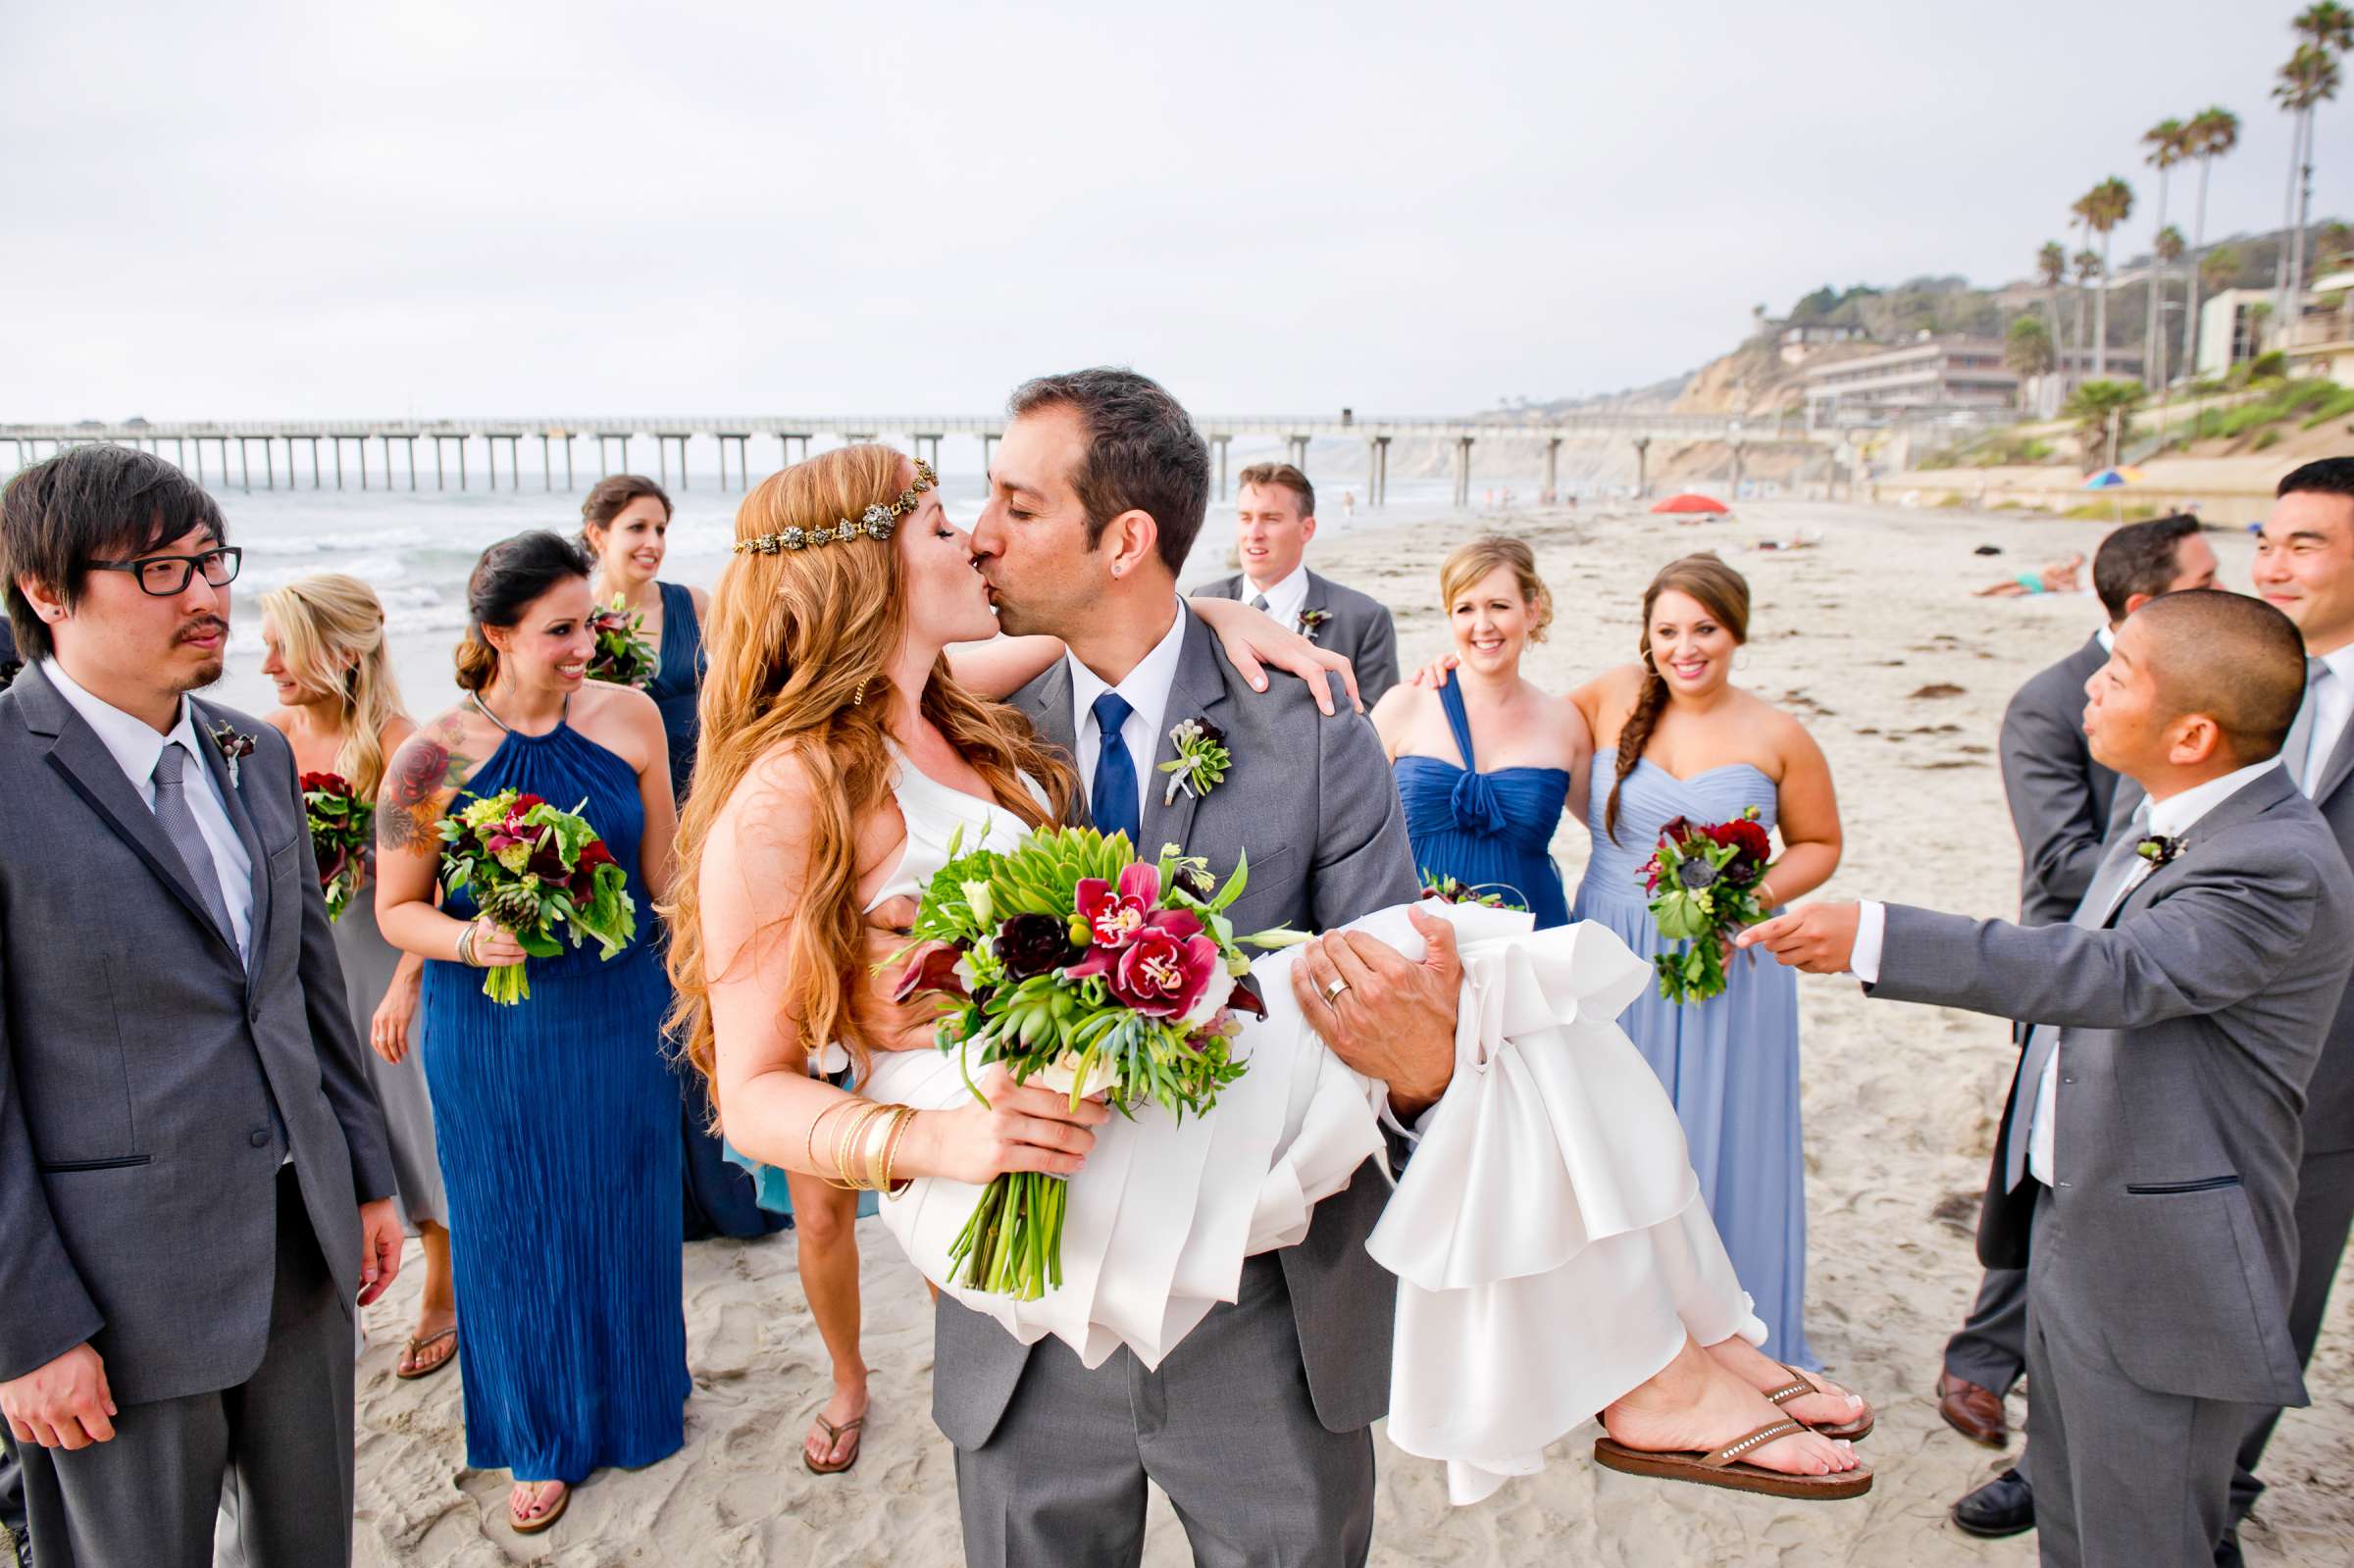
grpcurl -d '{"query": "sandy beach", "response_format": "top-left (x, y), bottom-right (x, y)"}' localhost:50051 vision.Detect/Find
top-left (346, 496), bottom-right (2354, 1567)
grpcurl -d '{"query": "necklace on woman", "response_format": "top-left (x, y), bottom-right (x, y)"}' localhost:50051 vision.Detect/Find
top-left (469, 687), bottom-right (569, 735)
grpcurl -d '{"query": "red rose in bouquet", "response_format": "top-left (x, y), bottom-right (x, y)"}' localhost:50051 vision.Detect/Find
top-left (438, 789), bottom-right (638, 1004)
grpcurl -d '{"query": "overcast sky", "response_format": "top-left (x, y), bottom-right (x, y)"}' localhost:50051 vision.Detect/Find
top-left (2, 1), bottom-right (2344, 423)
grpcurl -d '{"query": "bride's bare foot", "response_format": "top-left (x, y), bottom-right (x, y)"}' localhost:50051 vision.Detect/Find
top-left (1603, 1339), bottom-right (1862, 1478)
top-left (1703, 1335), bottom-right (1868, 1432)
top-left (805, 1379), bottom-right (869, 1471)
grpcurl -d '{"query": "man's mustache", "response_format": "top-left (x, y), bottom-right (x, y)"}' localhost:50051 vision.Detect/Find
top-left (177, 616), bottom-right (229, 642)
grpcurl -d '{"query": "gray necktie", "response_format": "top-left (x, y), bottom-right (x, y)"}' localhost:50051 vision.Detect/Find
top-left (2006, 824), bottom-right (2148, 1191)
top-left (152, 741), bottom-right (238, 956)
top-left (1249, 593), bottom-right (1270, 614)
top-left (2280, 658), bottom-right (2328, 793)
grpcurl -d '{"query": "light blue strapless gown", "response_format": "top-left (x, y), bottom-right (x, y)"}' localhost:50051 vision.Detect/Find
top-left (1571, 749), bottom-right (1816, 1368)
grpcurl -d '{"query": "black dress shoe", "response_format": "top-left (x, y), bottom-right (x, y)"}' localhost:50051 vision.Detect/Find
top-left (1951, 1468), bottom-right (2035, 1539)
top-left (2214, 1525), bottom-right (2244, 1567)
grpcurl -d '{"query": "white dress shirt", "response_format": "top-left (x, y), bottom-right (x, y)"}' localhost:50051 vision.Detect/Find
top-left (1851, 756), bottom-right (2279, 1186)
top-left (1240, 562), bottom-right (1312, 632)
top-left (45, 657), bottom-right (255, 961)
top-left (2293, 643), bottom-right (2354, 796)
top-left (1068, 597), bottom-right (1192, 806)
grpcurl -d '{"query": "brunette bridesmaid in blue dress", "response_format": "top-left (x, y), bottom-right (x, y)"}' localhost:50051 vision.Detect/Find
top-left (581, 477), bottom-right (788, 1243)
top-left (1372, 537), bottom-right (1588, 924)
top-left (377, 531), bottom-right (687, 1537)
top-left (1569, 552), bottom-right (1846, 1374)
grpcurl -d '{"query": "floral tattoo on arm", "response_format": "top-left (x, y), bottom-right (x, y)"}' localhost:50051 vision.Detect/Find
top-left (378, 718), bottom-right (473, 855)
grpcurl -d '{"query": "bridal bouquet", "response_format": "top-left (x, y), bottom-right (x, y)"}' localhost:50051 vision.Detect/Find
top-left (891, 826), bottom-right (1301, 1299)
top-left (586, 595), bottom-right (658, 687)
top-left (1637, 808), bottom-right (1774, 1003)
top-left (437, 790), bottom-right (637, 1004)
top-left (301, 772), bottom-right (375, 922)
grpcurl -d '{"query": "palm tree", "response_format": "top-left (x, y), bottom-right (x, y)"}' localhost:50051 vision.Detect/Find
top-left (2179, 106), bottom-right (2240, 378)
top-left (2141, 118), bottom-right (2188, 379)
top-left (2073, 247), bottom-right (2102, 379)
top-left (2278, 9), bottom-right (2350, 321)
top-left (2151, 225), bottom-right (2187, 384)
top-left (2069, 193), bottom-right (2097, 374)
top-left (2080, 177), bottom-right (2135, 376)
top-left (2201, 244), bottom-right (2244, 294)
top-left (2038, 240), bottom-right (2069, 400)
top-left (2322, 219), bottom-right (2354, 269)
top-left (2005, 316), bottom-right (2057, 409)
top-left (2064, 379), bottom-right (2146, 470)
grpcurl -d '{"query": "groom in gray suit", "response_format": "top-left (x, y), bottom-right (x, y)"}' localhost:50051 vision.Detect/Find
top-left (1745, 589), bottom-right (2354, 1568)
top-left (956, 368), bottom-right (1451, 1568)
top-left (0, 447), bottom-right (400, 1567)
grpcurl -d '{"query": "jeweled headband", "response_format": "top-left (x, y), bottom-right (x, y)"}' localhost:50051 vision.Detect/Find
top-left (733, 458), bottom-right (938, 555)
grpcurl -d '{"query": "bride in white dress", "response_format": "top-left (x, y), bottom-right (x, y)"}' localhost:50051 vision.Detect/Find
top-left (666, 444), bottom-right (1870, 1502)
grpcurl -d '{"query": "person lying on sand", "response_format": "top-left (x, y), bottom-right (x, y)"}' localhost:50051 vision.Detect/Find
top-left (1972, 552), bottom-right (2083, 598)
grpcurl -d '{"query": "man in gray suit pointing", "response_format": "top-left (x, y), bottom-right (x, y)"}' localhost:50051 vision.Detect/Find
top-left (0, 447), bottom-right (400, 1566)
top-left (1743, 589), bottom-right (2354, 1568)
top-left (1938, 513), bottom-right (2218, 1457)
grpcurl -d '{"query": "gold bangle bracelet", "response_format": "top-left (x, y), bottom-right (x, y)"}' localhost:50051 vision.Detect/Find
top-left (830, 1101), bottom-right (888, 1191)
top-left (825, 1102), bottom-right (869, 1190)
top-left (878, 1106), bottom-right (917, 1195)
top-left (804, 1099), bottom-right (846, 1181)
top-left (860, 1102), bottom-right (906, 1191)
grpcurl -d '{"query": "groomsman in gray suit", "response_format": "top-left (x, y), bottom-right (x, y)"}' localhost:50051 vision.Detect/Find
top-left (0, 447), bottom-right (400, 1567)
top-left (960, 370), bottom-right (1454, 1568)
top-left (1744, 588), bottom-right (2354, 1568)
top-left (1939, 514), bottom-right (2218, 1458)
top-left (1193, 461), bottom-right (1401, 706)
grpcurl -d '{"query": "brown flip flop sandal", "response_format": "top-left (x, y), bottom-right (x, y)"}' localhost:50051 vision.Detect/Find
top-left (509, 1482), bottom-right (570, 1536)
top-left (1763, 1362), bottom-right (1874, 1443)
top-left (396, 1327), bottom-right (458, 1382)
top-left (803, 1413), bottom-right (865, 1475)
top-left (1594, 1418), bottom-right (1873, 1500)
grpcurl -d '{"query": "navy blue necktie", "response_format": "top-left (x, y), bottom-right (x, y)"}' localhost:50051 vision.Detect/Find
top-left (1090, 690), bottom-right (1140, 845)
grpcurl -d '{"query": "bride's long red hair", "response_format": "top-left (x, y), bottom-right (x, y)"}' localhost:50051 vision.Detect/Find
top-left (662, 445), bottom-right (1077, 1101)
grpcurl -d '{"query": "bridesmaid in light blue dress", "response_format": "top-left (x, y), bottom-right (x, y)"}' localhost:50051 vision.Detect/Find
top-left (1570, 553), bottom-right (1845, 1371)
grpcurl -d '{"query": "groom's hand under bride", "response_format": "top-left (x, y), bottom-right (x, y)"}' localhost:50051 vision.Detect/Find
top-left (1292, 907), bottom-right (1461, 1119)
top-left (1737, 902), bottom-right (1861, 975)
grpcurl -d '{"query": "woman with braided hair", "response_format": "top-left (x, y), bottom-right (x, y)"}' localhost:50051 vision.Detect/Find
top-left (1566, 551), bottom-right (1845, 1369)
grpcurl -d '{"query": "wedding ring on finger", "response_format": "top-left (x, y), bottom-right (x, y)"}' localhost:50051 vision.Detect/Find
top-left (1322, 976), bottom-right (1352, 1004)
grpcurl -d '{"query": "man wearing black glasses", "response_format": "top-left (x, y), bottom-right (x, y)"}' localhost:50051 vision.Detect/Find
top-left (0, 445), bottom-right (397, 1567)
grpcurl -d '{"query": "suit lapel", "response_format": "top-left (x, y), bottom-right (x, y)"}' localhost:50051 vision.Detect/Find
top-left (2111, 767), bottom-right (2297, 924)
top-left (17, 667), bottom-right (241, 963)
top-left (192, 699), bottom-right (272, 969)
top-left (1015, 659), bottom-right (1080, 776)
top-left (2312, 714), bottom-right (2354, 810)
top-left (1139, 612), bottom-right (1231, 858)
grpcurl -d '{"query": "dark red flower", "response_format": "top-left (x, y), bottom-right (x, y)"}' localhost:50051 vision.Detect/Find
top-left (1705, 819), bottom-right (1772, 884)
top-left (893, 942), bottom-right (970, 1003)
top-left (1075, 862), bottom-right (1161, 949)
top-left (302, 771), bottom-right (352, 795)
top-left (997, 912), bottom-right (1082, 980)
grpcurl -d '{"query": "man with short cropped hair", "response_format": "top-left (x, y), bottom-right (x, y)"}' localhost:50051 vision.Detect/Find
top-left (1745, 588), bottom-right (2354, 1568)
top-left (1935, 514), bottom-right (2219, 1459)
top-left (1196, 461), bottom-right (1400, 704)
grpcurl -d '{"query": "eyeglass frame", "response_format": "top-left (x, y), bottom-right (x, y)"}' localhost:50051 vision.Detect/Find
top-left (84, 545), bottom-right (243, 597)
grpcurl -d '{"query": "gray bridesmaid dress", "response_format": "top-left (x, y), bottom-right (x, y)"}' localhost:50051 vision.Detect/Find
top-left (333, 880), bottom-right (447, 1232)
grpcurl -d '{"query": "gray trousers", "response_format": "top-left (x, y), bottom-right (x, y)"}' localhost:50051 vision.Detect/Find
top-left (2024, 1187), bottom-right (2251, 1568)
top-left (953, 1254), bottom-right (1375, 1568)
top-left (2231, 1145), bottom-right (2354, 1522)
top-left (1943, 1263), bottom-right (2029, 1395)
top-left (17, 1168), bottom-right (355, 1568)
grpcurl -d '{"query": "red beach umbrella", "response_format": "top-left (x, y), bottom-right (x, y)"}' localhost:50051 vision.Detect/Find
top-left (1651, 492), bottom-right (1730, 515)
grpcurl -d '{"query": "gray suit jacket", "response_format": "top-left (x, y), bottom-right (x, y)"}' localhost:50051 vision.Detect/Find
top-left (1196, 569), bottom-right (1401, 708)
top-left (2002, 633), bottom-right (2119, 928)
top-left (932, 606), bottom-right (1420, 1448)
top-left (2108, 720), bottom-right (2354, 1156)
top-left (0, 665), bottom-right (395, 1403)
top-left (1871, 768), bottom-right (2354, 1406)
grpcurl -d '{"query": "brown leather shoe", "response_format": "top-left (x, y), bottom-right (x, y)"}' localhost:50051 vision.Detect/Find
top-left (1936, 1372), bottom-right (2009, 1446)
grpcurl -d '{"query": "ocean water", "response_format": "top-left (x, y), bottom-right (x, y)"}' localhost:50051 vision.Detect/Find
top-left (189, 438), bottom-right (1465, 719)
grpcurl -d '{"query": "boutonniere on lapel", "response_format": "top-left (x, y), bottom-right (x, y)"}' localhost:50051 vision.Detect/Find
top-left (0, 657), bottom-right (21, 691)
top-left (1157, 717), bottom-right (1231, 807)
top-left (2135, 833), bottom-right (2186, 871)
top-left (1296, 608), bottom-right (1333, 642)
top-left (209, 720), bottom-right (257, 787)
